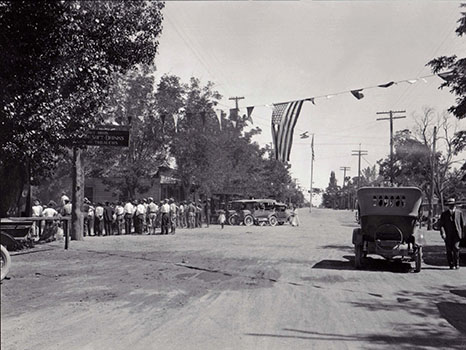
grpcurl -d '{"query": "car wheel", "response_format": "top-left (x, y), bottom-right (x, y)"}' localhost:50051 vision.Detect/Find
top-left (1, 245), bottom-right (11, 281)
top-left (228, 215), bottom-right (238, 226)
top-left (414, 246), bottom-right (422, 273)
top-left (244, 215), bottom-right (254, 226)
top-left (269, 216), bottom-right (278, 227)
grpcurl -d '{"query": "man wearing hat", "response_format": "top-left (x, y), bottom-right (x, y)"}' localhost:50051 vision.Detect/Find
top-left (438, 198), bottom-right (464, 270)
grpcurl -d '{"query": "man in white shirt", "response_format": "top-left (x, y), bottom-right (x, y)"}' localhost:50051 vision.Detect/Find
top-left (135, 200), bottom-right (146, 235)
top-left (147, 197), bottom-right (159, 235)
top-left (169, 198), bottom-right (178, 234)
top-left (124, 200), bottom-right (134, 234)
top-left (114, 202), bottom-right (125, 235)
top-left (160, 199), bottom-right (170, 235)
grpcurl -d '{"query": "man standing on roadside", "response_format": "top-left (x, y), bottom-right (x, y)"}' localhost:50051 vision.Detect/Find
top-left (104, 201), bottom-right (114, 236)
top-left (160, 199), bottom-right (170, 235)
top-left (438, 198), bottom-right (464, 270)
top-left (124, 199), bottom-right (134, 234)
top-left (147, 197), bottom-right (158, 235)
top-left (114, 201), bottom-right (125, 235)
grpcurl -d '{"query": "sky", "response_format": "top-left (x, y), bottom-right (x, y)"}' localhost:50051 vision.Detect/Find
top-left (153, 0), bottom-right (466, 199)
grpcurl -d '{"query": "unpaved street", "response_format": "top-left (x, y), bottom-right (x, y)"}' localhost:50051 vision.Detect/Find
top-left (1, 208), bottom-right (465, 350)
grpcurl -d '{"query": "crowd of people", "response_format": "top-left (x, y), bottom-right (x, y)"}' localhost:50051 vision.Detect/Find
top-left (31, 193), bottom-right (215, 240)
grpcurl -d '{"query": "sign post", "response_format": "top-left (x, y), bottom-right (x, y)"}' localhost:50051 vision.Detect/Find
top-left (70, 126), bottom-right (130, 243)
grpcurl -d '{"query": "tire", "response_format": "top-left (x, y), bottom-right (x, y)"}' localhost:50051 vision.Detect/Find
top-left (1, 245), bottom-right (11, 281)
top-left (354, 244), bottom-right (363, 269)
top-left (244, 215), bottom-right (254, 226)
top-left (269, 216), bottom-right (278, 227)
top-left (414, 246), bottom-right (422, 273)
top-left (228, 215), bottom-right (239, 226)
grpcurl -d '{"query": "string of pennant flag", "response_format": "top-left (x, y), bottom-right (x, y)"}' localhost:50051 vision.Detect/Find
top-left (215, 71), bottom-right (454, 163)
top-left (168, 72), bottom-right (452, 163)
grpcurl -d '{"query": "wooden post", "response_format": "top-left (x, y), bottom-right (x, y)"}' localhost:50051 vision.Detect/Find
top-left (71, 147), bottom-right (84, 241)
top-left (428, 126), bottom-right (437, 230)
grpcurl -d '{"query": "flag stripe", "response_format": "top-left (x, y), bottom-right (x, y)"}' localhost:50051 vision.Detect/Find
top-left (271, 100), bottom-right (304, 162)
top-left (282, 101), bottom-right (303, 161)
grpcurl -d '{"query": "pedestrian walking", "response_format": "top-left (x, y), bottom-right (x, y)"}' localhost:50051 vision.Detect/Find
top-left (218, 209), bottom-right (226, 229)
top-left (160, 199), bottom-right (170, 234)
top-left (438, 198), bottom-right (464, 270)
top-left (94, 203), bottom-right (104, 236)
top-left (124, 199), bottom-right (134, 234)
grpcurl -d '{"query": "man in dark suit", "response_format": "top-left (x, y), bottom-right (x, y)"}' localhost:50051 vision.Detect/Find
top-left (103, 201), bottom-right (115, 236)
top-left (439, 198), bottom-right (464, 269)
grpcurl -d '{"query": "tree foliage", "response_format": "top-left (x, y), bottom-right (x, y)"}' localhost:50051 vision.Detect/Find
top-left (428, 3), bottom-right (466, 155)
top-left (0, 0), bottom-right (164, 215)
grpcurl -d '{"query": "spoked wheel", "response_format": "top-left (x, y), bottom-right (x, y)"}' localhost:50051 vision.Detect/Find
top-left (244, 215), bottom-right (254, 226)
top-left (269, 216), bottom-right (278, 227)
top-left (354, 244), bottom-right (363, 269)
top-left (1, 245), bottom-right (11, 281)
top-left (414, 246), bottom-right (422, 273)
top-left (228, 215), bottom-right (239, 226)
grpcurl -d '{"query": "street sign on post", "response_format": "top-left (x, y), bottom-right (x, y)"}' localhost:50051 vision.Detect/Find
top-left (81, 127), bottom-right (130, 147)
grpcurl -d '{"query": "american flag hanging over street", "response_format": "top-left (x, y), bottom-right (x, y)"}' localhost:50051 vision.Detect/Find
top-left (271, 100), bottom-right (305, 162)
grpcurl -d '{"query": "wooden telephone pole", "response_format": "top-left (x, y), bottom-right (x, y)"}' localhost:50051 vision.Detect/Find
top-left (351, 145), bottom-right (368, 189)
top-left (376, 110), bottom-right (406, 185)
top-left (340, 166), bottom-right (351, 209)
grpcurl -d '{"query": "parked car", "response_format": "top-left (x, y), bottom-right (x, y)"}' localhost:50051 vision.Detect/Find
top-left (352, 187), bottom-right (424, 272)
top-left (227, 199), bottom-right (257, 226)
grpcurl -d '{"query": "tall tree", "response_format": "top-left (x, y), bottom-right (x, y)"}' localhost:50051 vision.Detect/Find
top-left (0, 0), bottom-right (165, 216)
top-left (85, 64), bottom-right (169, 199)
top-left (428, 4), bottom-right (466, 158)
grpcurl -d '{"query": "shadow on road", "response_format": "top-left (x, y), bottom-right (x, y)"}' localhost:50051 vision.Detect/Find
top-left (423, 245), bottom-right (466, 267)
top-left (245, 327), bottom-right (466, 349)
top-left (312, 255), bottom-right (412, 273)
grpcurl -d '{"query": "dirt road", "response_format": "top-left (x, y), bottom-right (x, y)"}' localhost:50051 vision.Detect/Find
top-left (1, 208), bottom-right (465, 350)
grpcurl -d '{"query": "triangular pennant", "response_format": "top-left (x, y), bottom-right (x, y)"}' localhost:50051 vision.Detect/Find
top-left (438, 71), bottom-right (455, 82)
top-left (229, 108), bottom-right (238, 128)
top-left (300, 131), bottom-right (309, 139)
top-left (407, 79), bottom-right (417, 84)
top-left (378, 81), bottom-right (395, 88)
top-left (326, 95), bottom-right (335, 99)
top-left (305, 98), bottom-right (316, 105)
top-left (246, 106), bottom-right (254, 124)
top-left (350, 89), bottom-right (364, 100)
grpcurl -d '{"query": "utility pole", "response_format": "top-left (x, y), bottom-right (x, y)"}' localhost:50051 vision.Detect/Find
top-left (229, 96), bottom-right (244, 111)
top-left (340, 166), bottom-right (351, 209)
top-left (309, 134), bottom-right (315, 212)
top-left (428, 126), bottom-right (437, 230)
top-left (351, 145), bottom-right (368, 189)
top-left (376, 110), bottom-right (406, 185)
